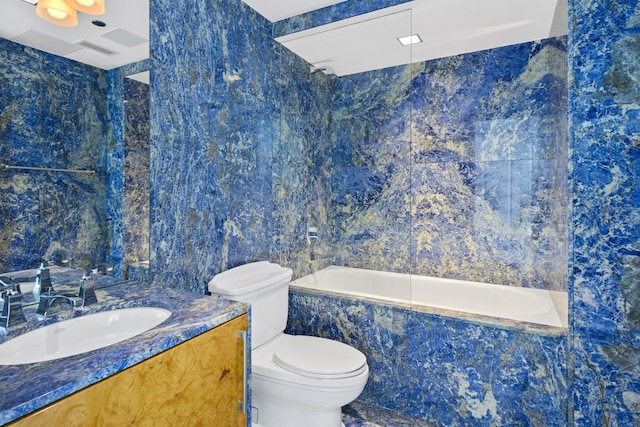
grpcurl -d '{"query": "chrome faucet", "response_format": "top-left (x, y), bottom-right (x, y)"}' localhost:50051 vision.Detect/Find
top-left (35, 273), bottom-right (98, 320)
top-left (1, 287), bottom-right (27, 329)
top-left (36, 294), bottom-right (81, 319)
top-left (307, 225), bottom-right (319, 247)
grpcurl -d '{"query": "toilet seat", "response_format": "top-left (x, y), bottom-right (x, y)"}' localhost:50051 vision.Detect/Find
top-left (252, 334), bottom-right (369, 389)
top-left (273, 335), bottom-right (367, 379)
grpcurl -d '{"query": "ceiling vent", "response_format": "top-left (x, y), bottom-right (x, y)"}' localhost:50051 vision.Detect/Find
top-left (100, 27), bottom-right (147, 47)
top-left (14, 30), bottom-right (82, 56)
top-left (77, 40), bottom-right (117, 55)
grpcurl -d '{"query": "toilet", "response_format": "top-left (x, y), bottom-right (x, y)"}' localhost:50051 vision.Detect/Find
top-left (208, 261), bottom-right (369, 427)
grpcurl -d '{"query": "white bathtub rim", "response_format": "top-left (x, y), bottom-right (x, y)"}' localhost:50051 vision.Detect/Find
top-left (291, 265), bottom-right (568, 330)
top-left (290, 283), bottom-right (568, 334)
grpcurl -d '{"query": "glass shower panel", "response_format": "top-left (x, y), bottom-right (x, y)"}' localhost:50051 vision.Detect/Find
top-left (327, 9), bottom-right (413, 301)
top-left (408, 21), bottom-right (570, 311)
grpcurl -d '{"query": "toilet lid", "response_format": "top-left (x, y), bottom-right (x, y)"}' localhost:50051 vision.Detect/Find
top-left (273, 335), bottom-right (367, 378)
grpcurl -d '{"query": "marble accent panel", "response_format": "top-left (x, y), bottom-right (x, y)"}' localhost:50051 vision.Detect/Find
top-left (270, 47), bottom-right (334, 276)
top-left (127, 261), bottom-right (150, 281)
top-left (288, 289), bottom-right (569, 426)
top-left (330, 65), bottom-right (411, 273)
top-left (0, 39), bottom-right (110, 273)
top-left (568, 0), bottom-right (640, 424)
top-left (330, 38), bottom-right (568, 290)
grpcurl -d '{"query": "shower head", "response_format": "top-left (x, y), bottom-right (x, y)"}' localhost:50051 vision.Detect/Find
top-left (309, 64), bottom-right (335, 77)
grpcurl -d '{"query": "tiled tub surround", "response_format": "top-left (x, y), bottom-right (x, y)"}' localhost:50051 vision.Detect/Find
top-left (0, 278), bottom-right (247, 425)
top-left (148, 1), bottom-right (570, 423)
top-left (287, 288), bottom-right (568, 426)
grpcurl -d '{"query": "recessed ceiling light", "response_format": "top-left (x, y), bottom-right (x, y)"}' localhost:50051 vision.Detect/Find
top-left (397, 34), bottom-right (422, 46)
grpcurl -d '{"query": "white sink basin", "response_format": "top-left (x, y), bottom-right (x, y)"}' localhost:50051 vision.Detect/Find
top-left (0, 307), bottom-right (171, 365)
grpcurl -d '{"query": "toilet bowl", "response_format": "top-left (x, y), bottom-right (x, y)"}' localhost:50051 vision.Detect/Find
top-left (252, 334), bottom-right (369, 427)
top-left (208, 261), bottom-right (369, 427)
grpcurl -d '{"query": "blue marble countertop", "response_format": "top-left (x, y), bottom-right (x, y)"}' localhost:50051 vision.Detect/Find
top-left (0, 280), bottom-right (248, 425)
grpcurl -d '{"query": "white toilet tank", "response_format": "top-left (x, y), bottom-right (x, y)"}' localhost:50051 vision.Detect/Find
top-left (208, 261), bottom-right (293, 349)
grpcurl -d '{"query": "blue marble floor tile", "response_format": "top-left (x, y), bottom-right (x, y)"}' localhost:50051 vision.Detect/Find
top-left (343, 400), bottom-right (437, 427)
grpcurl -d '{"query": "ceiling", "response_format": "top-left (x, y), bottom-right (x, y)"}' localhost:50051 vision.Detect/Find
top-left (242, 0), bottom-right (347, 23)
top-left (0, 0), bottom-right (566, 75)
top-left (274, 0), bottom-right (568, 76)
top-left (0, 0), bottom-right (148, 70)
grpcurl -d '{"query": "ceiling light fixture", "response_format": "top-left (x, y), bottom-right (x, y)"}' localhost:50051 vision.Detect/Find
top-left (397, 34), bottom-right (423, 46)
top-left (66, 0), bottom-right (105, 15)
top-left (35, 0), bottom-right (105, 28)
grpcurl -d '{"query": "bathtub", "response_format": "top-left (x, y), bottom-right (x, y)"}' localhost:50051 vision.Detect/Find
top-left (286, 265), bottom-right (569, 425)
top-left (291, 265), bottom-right (567, 328)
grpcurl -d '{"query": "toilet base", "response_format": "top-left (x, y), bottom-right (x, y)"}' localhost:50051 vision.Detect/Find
top-left (252, 393), bottom-right (344, 427)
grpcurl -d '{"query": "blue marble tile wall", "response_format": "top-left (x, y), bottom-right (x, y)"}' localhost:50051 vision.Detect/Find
top-left (273, 47), bottom-right (334, 274)
top-left (0, 38), bottom-right (111, 273)
top-left (150, 0), bottom-right (332, 293)
top-left (568, 0), bottom-right (640, 424)
top-left (331, 38), bottom-right (568, 291)
top-left (123, 78), bottom-right (150, 268)
top-left (287, 290), bottom-right (568, 425)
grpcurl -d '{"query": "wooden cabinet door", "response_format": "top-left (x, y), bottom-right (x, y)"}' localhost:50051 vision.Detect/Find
top-left (11, 314), bottom-right (248, 427)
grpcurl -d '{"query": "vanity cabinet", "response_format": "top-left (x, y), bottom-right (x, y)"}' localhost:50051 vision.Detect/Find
top-left (9, 314), bottom-right (248, 427)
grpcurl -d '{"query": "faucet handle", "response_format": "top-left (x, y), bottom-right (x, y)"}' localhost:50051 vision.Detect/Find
top-left (34, 267), bottom-right (54, 296)
top-left (78, 275), bottom-right (98, 307)
top-left (1, 289), bottom-right (27, 329)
